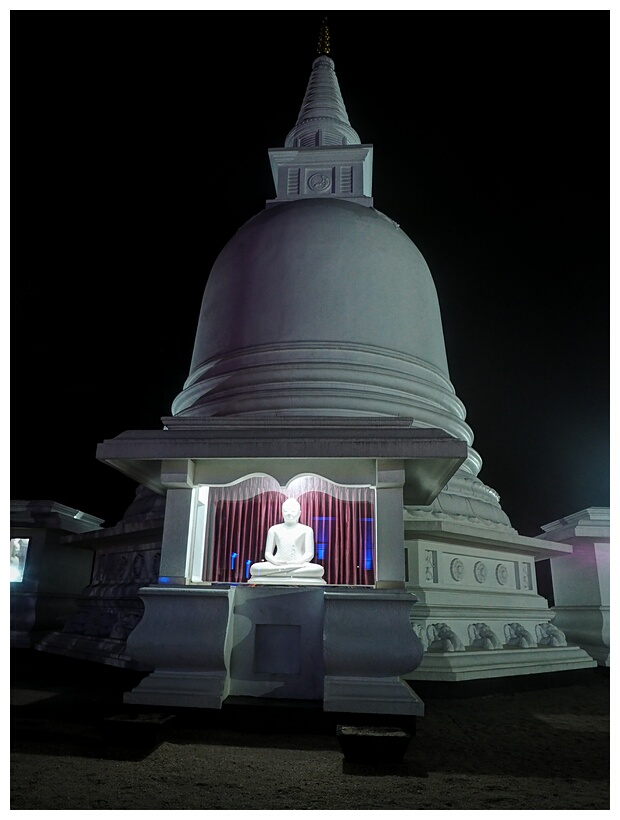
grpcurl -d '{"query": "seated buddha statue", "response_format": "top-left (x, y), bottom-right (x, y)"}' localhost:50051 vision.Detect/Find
top-left (249, 498), bottom-right (326, 585)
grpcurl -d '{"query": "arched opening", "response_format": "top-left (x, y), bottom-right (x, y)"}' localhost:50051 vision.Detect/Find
top-left (197, 474), bottom-right (375, 586)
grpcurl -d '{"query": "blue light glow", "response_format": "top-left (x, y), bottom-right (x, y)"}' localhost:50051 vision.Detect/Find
top-left (361, 517), bottom-right (374, 570)
top-left (313, 517), bottom-right (333, 561)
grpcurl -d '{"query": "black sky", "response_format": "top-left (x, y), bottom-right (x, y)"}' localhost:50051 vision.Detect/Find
top-left (10, 9), bottom-right (610, 535)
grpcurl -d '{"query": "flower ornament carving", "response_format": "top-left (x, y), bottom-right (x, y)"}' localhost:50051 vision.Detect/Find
top-left (496, 563), bottom-right (508, 585)
top-left (450, 558), bottom-right (464, 582)
top-left (474, 561), bottom-right (487, 583)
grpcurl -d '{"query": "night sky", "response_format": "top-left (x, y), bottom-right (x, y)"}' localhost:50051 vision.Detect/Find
top-left (11, 9), bottom-right (610, 536)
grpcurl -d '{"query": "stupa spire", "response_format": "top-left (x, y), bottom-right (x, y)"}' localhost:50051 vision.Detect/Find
top-left (317, 16), bottom-right (331, 56)
top-left (284, 20), bottom-right (359, 149)
top-left (267, 23), bottom-right (373, 207)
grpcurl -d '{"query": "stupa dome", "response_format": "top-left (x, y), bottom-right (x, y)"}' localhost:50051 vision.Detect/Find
top-left (172, 198), bottom-right (476, 458)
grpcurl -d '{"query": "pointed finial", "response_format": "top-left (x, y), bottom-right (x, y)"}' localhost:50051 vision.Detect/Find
top-left (317, 17), bottom-right (330, 56)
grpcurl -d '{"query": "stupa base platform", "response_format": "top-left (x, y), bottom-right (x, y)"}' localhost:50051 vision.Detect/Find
top-left (124, 670), bottom-right (230, 709)
top-left (404, 645), bottom-right (596, 683)
top-left (571, 643), bottom-right (609, 667)
top-left (121, 584), bottom-right (424, 713)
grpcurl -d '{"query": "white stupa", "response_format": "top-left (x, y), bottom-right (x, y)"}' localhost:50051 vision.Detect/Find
top-left (90, 29), bottom-right (596, 703)
top-left (169, 39), bottom-right (595, 683)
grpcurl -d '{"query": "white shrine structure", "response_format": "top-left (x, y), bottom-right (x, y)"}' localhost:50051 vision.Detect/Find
top-left (539, 508), bottom-right (610, 667)
top-left (30, 31), bottom-right (600, 709)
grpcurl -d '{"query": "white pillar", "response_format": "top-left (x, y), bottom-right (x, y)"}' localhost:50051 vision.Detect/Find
top-left (375, 459), bottom-right (406, 589)
top-left (159, 488), bottom-right (194, 585)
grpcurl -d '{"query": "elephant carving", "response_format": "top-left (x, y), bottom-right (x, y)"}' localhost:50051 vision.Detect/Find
top-left (426, 622), bottom-right (465, 652)
top-left (504, 622), bottom-right (536, 648)
top-left (536, 623), bottom-right (567, 647)
top-left (468, 622), bottom-right (502, 650)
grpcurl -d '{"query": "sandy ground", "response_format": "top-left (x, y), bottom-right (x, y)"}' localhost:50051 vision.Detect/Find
top-left (10, 650), bottom-right (610, 812)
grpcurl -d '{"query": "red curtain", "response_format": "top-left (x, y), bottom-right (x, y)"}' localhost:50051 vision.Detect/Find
top-left (205, 476), bottom-right (375, 585)
top-left (206, 480), bottom-right (285, 583)
top-left (297, 482), bottom-right (375, 585)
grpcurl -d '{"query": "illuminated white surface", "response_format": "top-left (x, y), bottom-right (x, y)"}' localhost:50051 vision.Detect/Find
top-left (249, 498), bottom-right (325, 585)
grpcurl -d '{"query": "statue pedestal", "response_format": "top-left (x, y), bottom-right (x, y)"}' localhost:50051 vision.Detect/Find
top-left (123, 584), bottom-right (425, 714)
